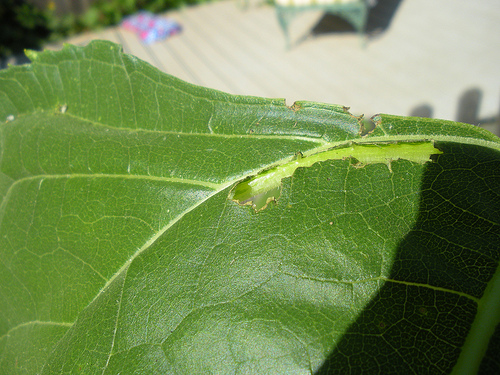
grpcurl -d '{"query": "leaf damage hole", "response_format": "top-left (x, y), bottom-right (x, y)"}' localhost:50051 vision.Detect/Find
top-left (288, 101), bottom-right (302, 112)
top-left (229, 142), bottom-right (442, 212)
top-left (360, 116), bottom-right (377, 136)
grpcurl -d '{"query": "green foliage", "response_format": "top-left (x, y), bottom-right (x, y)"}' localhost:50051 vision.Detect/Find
top-left (0, 41), bottom-right (499, 374)
top-left (0, 0), bottom-right (51, 59)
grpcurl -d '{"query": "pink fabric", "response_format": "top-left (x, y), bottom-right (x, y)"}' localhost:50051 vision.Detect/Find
top-left (121, 11), bottom-right (181, 44)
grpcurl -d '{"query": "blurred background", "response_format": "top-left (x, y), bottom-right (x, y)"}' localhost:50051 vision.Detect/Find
top-left (1, 0), bottom-right (499, 135)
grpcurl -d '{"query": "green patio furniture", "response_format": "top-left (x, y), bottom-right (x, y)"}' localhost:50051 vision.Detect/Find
top-left (275, 0), bottom-right (377, 47)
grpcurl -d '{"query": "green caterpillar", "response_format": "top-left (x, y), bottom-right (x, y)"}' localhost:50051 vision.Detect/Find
top-left (229, 141), bottom-right (442, 211)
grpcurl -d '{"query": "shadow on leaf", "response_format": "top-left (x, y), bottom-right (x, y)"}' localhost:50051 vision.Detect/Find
top-left (315, 142), bottom-right (500, 374)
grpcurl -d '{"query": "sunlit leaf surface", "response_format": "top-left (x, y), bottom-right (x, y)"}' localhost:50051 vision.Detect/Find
top-left (0, 41), bottom-right (499, 374)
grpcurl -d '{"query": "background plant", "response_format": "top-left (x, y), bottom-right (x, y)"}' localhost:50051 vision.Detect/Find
top-left (0, 0), bottom-right (208, 59)
top-left (0, 0), bottom-right (52, 59)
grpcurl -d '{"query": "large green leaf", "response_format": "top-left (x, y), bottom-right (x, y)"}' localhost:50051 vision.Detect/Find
top-left (0, 40), bottom-right (499, 374)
